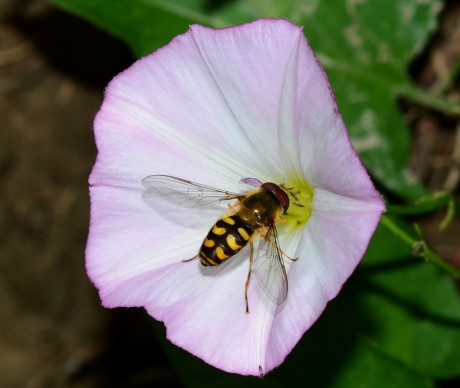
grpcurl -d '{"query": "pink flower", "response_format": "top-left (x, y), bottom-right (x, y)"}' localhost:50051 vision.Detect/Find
top-left (87, 19), bottom-right (384, 376)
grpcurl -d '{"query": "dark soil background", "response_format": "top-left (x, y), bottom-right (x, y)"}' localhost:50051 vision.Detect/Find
top-left (0, 0), bottom-right (458, 387)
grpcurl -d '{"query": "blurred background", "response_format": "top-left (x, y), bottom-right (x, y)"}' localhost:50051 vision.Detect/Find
top-left (0, 0), bottom-right (459, 387)
top-left (0, 0), bottom-right (181, 386)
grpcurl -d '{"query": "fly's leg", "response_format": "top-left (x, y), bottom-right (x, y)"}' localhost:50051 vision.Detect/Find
top-left (265, 237), bottom-right (298, 261)
top-left (182, 255), bottom-right (198, 263)
top-left (245, 241), bottom-right (254, 314)
top-left (227, 203), bottom-right (238, 212)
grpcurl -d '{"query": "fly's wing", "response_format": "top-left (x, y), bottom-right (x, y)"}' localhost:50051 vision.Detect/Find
top-left (252, 225), bottom-right (288, 305)
top-left (142, 175), bottom-right (244, 209)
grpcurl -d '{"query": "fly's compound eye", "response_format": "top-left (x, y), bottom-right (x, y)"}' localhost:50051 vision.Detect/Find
top-left (261, 182), bottom-right (290, 213)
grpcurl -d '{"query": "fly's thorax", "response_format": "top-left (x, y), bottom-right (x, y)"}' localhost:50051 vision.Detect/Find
top-left (238, 191), bottom-right (283, 227)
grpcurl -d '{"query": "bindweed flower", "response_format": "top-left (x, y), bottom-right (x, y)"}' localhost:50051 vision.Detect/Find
top-left (87, 19), bottom-right (384, 376)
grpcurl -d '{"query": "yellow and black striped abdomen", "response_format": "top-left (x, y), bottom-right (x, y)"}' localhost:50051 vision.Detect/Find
top-left (199, 216), bottom-right (254, 267)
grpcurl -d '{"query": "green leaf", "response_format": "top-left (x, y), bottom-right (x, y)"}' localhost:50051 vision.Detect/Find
top-left (356, 261), bottom-right (460, 379)
top-left (51, 0), bottom-right (193, 57)
top-left (328, 340), bottom-right (435, 388)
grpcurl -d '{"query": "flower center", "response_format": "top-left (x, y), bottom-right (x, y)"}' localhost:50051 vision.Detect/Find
top-left (283, 178), bottom-right (314, 229)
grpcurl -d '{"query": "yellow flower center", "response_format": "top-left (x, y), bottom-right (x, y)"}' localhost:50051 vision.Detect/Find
top-left (283, 178), bottom-right (314, 230)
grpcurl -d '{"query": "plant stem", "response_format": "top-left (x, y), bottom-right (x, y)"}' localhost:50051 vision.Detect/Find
top-left (380, 214), bottom-right (460, 279)
top-left (396, 84), bottom-right (460, 117)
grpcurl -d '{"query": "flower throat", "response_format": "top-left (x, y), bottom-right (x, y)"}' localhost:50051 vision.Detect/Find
top-left (282, 179), bottom-right (314, 229)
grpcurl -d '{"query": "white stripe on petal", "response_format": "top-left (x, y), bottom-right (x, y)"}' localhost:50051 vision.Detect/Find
top-left (313, 187), bottom-right (384, 213)
top-left (277, 26), bottom-right (305, 181)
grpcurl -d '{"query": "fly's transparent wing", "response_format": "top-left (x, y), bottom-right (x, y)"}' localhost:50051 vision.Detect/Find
top-left (142, 175), bottom-right (244, 208)
top-left (252, 225), bottom-right (288, 305)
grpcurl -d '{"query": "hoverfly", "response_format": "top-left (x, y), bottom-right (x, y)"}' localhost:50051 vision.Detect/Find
top-left (142, 175), bottom-right (298, 313)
